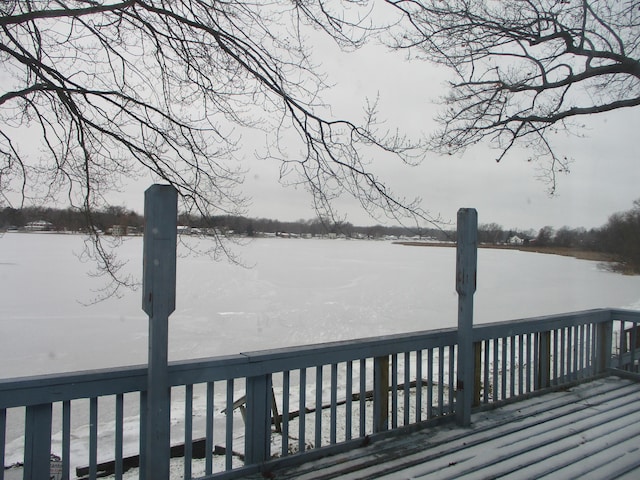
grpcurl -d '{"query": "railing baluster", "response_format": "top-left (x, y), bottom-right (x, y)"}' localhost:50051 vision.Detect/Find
top-left (315, 366), bottom-right (323, 448)
top-left (448, 345), bottom-right (455, 413)
top-left (416, 350), bottom-right (422, 422)
top-left (552, 330), bottom-right (559, 385)
top-left (89, 397), bottom-right (98, 480)
top-left (299, 368), bottom-right (306, 454)
top-left (226, 379), bottom-right (234, 470)
top-left (492, 338), bottom-right (499, 400)
top-left (585, 324), bottom-right (592, 377)
top-left (115, 394), bottom-right (123, 480)
top-left (139, 391), bottom-right (147, 480)
top-left (282, 372), bottom-right (290, 457)
top-left (631, 323), bottom-right (637, 372)
top-left (62, 401), bottom-right (70, 480)
top-left (427, 349), bottom-right (434, 418)
top-left (359, 359), bottom-right (366, 437)
top-left (560, 328), bottom-right (566, 383)
top-left (345, 362), bottom-right (352, 441)
top-left (483, 340), bottom-right (490, 403)
top-left (437, 346), bottom-right (444, 416)
top-left (509, 336), bottom-right (516, 398)
top-left (533, 333), bottom-right (539, 390)
top-left (184, 384), bottom-right (193, 480)
top-left (403, 352), bottom-right (410, 426)
top-left (0, 408), bottom-right (5, 480)
top-left (518, 335), bottom-right (524, 395)
top-left (330, 364), bottom-right (338, 444)
top-left (205, 381), bottom-right (214, 476)
top-left (501, 338), bottom-right (507, 399)
top-left (391, 354), bottom-right (398, 428)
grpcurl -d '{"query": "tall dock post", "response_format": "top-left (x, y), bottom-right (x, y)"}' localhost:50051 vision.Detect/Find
top-left (142, 184), bottom-right (178, 479)
top-left (455, 208), bottom-right (478, 427)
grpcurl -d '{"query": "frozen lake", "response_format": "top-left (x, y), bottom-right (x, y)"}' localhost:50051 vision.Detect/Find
top-left (1, 232), bottom-right (640, 378)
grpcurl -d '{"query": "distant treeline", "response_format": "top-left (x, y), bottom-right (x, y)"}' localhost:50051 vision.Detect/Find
top-left (0, 205), bottom-right (448, 240)
top-left (2, 200), bottom-right (639, 273)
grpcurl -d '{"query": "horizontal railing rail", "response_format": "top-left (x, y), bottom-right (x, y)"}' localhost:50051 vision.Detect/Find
top-left (1, 308), bottom-right (638, 480)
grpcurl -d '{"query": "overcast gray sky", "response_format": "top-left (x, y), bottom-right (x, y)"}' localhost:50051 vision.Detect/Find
top-left (111, 34), bottom-right (638, 233)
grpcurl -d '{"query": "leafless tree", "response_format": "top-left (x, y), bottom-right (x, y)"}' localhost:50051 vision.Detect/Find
top-left (386, 0), bottom-right (640, 191)
top-left (0, 1), bottom-right (432, 294)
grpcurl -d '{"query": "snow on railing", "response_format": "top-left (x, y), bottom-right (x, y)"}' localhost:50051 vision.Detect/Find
top-left (0, 308), bottom-right (638, 480)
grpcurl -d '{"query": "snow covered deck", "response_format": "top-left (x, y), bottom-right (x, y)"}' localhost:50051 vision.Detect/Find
top-left (241, 375), bottom-right (640, 480)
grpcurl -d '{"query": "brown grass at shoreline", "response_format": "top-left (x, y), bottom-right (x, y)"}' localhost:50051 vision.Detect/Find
top-left (394, 241), bottom-right (621, 266)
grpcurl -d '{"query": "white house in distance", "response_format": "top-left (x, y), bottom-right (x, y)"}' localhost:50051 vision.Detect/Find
top-left (25, 220), bottom-right (53, 231)
top-left (508, 235), bottom-right (524, 245)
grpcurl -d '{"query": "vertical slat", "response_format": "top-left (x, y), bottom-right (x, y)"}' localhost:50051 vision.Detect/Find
top-left (330, 364), bottom-right (338, 444)
top-left (24, 403), bottom-right (53, 480)
top-left (448, 345), bottom-right (455, 413)
top-left (525, 334), bottom-right (532, 393)
top-left (492, 338), bottom-right (499, 400)
top-left (0, 408), bottom-right (5, 480)
top-left (533, 333), bottom-right (539, 390)
top-left (184, 384), bottom-right (193, 480)
top-left (618, 321), bottom-right (625, 368)
top-left (404, 352), bottom-right (410, 426)
top-left (391, 354), bottom-right (398, 428)
top-left (552, 330), bottom-right (559, 385)
top-left (518, 335), bottom-right (524, 395)
top-left (62, 401), bottom-right (70, 480)
top-left (226, 379), bottom-right (234, 470)
top-left (483, 340), bottom-right (490, 403)
top-left (560, 328), bottom-right (566, 383)
top-left (509, 336), bottom-right (515, 398)
top-left (315, 366), bottom-right (323, 449)
top-left (359, 359), bottom-right (366, 437)
top-left (427, 349), bottom-right (434, 418)
top-left (573, 326), bottom-right (579, 381)
top-left (437, 346), bottom-right (444, 416)
top-left (299, 369), bottom-right (306, 454)
top-left (115, 394), bottom-right (124, 480)
top-left (345, 362), bottom-right (352, 441)
top-left (567, 327), bottom-right (573, 379)
top-left (585, 324), bottom-right (592, 376)
top-left (416, 350), bottom-right (422, 422)
top-left (501, 337), bottom-right (507, 399)
top-left (139, 391), bottom-right (147, 480)
top-left (282, 372), bottom-right (290, 457)
top-left (630, 323), bottom-right (637, 372)
top-left (205, 381), bottom-right (214, 476)
top-left (579, 324), bottom-right (585, 377)
top-left (88, 397), bottom-right (98, 480)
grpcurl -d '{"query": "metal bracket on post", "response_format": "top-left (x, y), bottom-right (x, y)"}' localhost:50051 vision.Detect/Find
top-left (455, 208), bottom-right (478, 427)
top-left (142, 184), bottom-right (178, 480)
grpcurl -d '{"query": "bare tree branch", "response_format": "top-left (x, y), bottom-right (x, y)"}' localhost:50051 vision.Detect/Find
top-left (385, 0), bottom-right (640, 191)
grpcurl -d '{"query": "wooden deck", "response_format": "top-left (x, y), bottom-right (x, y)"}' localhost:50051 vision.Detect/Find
top-left (243, 375), bottom-right (640, 480)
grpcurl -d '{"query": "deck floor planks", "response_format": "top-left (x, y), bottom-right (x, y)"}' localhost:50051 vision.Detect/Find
top-left (241, 377), bottom-right (640, 480)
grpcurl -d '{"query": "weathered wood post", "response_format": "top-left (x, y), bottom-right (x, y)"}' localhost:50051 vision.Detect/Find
top-left (456, 208), bottom-right (478, 427)
top-left (142, 184), bottom-right (178, 480)
top-left (373, 356), bottom-right (390, 433)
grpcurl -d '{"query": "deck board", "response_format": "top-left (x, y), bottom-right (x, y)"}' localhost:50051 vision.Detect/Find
top-left (242, 376), bottom-right (640, 479)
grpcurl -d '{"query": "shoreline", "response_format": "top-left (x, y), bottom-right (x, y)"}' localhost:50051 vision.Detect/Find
top-left (394, 241), bottom-right (620, 266)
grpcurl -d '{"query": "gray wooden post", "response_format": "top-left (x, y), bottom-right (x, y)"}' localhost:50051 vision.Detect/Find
top-left (373, 356), bottom-right (390, 433)
top-left (455, 208), bottom-right (478, 427)
top-left (244, 374), bottom-right (272, 464)
top-left (23, 403), bottom-right (52, 480)
top-left (142, 184), bottom-right (178, 480)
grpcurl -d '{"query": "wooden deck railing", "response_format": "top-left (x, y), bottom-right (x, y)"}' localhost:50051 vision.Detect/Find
top-left (1, 308), bottom-right (638, 480)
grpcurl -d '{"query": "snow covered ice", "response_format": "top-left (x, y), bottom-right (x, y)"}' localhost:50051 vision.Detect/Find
top-left (1, 233), bottom-right (640, 478)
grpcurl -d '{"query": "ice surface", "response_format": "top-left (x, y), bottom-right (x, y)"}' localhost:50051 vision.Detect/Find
top-left (1, 233), bottom-right (639, 377)
top-left (2, 233), bottom-right (640, 476)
